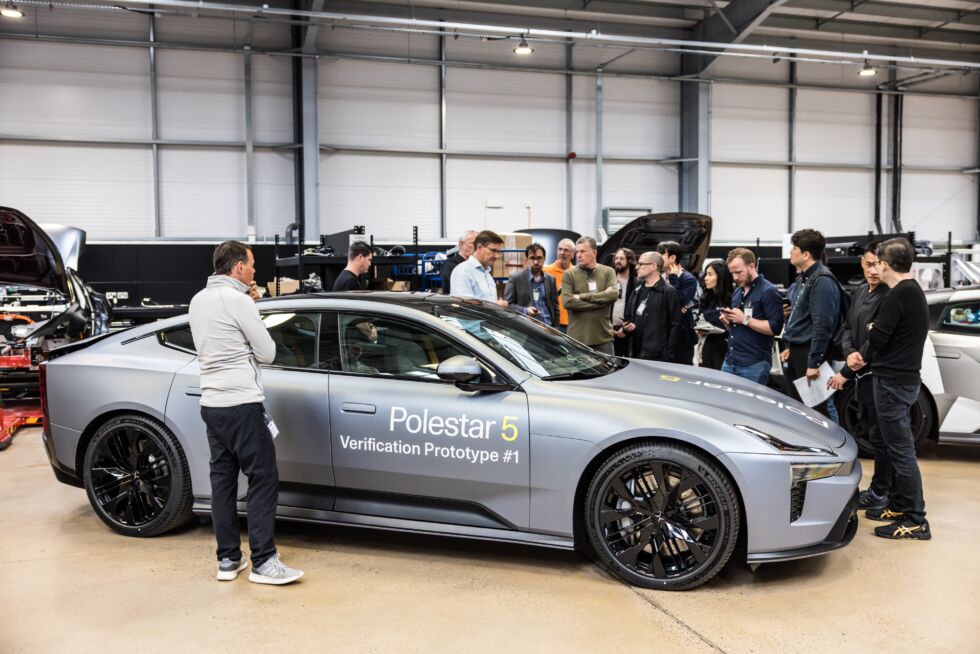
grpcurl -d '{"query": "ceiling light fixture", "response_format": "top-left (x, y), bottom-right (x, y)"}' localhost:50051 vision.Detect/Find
top-left (858, 50), bottom-right (876, 77)
top-left (513, 36), bottom-right (533, 56)
top-left (1, 2), bottom-right (24, 18)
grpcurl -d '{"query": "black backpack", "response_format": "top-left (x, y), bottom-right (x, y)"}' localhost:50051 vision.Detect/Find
top-left (813, 269), bottom-right (852, 362)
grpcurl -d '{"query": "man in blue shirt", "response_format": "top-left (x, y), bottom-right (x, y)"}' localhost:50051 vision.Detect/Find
top-left (449, 230), bottom-right (509, 306)
top-left (657, 240), bottom-right (699, 365)
top-left (504, 242), bottom-right (558, 326)
top-left (720, 248), bottom-right (784, 385)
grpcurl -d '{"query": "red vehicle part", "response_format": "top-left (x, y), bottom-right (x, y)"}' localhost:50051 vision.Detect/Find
top-left (0, 403), bottom-right (43, 451)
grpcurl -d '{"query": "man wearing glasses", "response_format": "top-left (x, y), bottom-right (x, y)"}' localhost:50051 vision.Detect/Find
top-left (504, 242), bottom-right (558, 326)
top-left (449, 229), bottom-right (509, 307)
top-left (622, 251), bottom-right (682, 362)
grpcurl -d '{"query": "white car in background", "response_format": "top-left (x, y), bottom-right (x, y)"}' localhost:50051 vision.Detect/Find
top-left (836, 286), bottom-right (980, 456)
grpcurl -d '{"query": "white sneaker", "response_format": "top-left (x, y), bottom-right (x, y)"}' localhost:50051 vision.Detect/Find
top-left (248, 554), bottom-right (304, 585)
top-left (216, 557), bottom-right (248, 581)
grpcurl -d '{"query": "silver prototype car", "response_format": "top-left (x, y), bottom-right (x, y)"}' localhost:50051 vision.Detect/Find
top-left (39, 293), bottom-right (860, 590)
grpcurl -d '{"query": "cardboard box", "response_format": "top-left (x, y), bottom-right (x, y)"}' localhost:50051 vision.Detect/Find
top-left (386, 279), bottom-right (411, 292)
top-left (267, 277), bottom-right (299, 297)
top-left (492, 232), bottom-right (533, 278)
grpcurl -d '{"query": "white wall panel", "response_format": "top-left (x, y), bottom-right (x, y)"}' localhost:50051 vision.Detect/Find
top-left (319, 61), bottom-right (439, 149)
top-left (255, 151), bottom-right (295, 239)
top-left (159, 149), bottom-right (245, 237)
top-left (157, 51), bottom-right (244, 142)
top-left (572, 76), bottom-right (597, 155)
top-left (710, 166), bottom-right (788, 240)
top-left (796, 62), bottom-right (882, 90)
top-left (253, 55), bottom-right (293, 143)
top-left (711, 56), bottom-right (790, 83)
top-left (903, 96), bottom-right (975, 168)
top-left (318, 28), bottom-right (439, 59)
top-left (1, 6), bottom-right (147, 40)
top-left (797, 90), bottom-right (875, 165)
top-left (901, 172), bottom-right (976, 241)
top-left (711, 84), bottom-right (788, 162)
top-left (601, 78), bottom-right (679, 158)
top-left (447, 159), bottom-right (565, 237)
top-left (447, 69), bottom-right (564, 154)
top-left (572, 50), bottom-right (679, 76)
top-left (0, 41), bottom-right (150, 140)
top-left (447, 36), bottom-right (567, 70)
top-left (571, 162), bottom-right (678, 238)
top-left (320, 153), bottom-right (440, 239)
top-left (0, 143), bottom-right (153, 238)
top-left (155, 15), bottom-right (288, 49)
top-left (795, 169), bottom-right (875, 235)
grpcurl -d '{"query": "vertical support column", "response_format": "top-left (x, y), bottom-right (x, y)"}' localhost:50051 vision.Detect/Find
top-left (975, 84), bottom-right (980, 241)
top-left (874, 92), bottom-right (883, 234)
top-left (243, 50), bottom-right (256, 240)
top-left (148, 13), bottom-right (162, 237)
top-left (565, 39), bottom-right (573, 231)
top-left (680, 74), bottom-right (710, 214)
top-left (439, 29), bottom-right (448, 239)
top-left (890, 91), bottom-right (904, 233)
top-left (595, 69), bottom-right (604, 232)
top-left (300, 56), bottom-right (320, 241)
top-left (788, 56), bottom-right (796, 233)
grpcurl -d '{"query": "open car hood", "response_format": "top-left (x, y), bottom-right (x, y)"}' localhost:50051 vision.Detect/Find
top-left (598, 213), bottom-right (712, 275)
top-left (0, 206), bottom-right (83, 294)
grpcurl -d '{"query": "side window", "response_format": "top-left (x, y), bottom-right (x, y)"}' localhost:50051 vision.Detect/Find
top-left (159, 324), bottom-right (196, 352)
top-left (261, 312), bottom-right (320, 369)
top-left (939, 301), bottom-right (980, 334)
top-left (338, 313), bottom-right (482, 381)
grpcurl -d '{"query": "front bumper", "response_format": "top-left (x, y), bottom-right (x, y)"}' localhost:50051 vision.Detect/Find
top-left (747, 488), bottom-right (859, 564)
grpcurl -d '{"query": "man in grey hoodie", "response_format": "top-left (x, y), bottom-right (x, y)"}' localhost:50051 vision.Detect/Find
top-left (188, 241), bottom-right (303, 585)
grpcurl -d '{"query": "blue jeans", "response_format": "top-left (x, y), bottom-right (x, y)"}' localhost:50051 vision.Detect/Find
top-left (721, 359), bottom-right (769, 386)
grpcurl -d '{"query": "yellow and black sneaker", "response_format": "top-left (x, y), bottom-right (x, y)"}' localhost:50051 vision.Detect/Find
top-left (874, 519), bottom-right (931, 540)
top-left (865, 506), bottom-right (905, 522)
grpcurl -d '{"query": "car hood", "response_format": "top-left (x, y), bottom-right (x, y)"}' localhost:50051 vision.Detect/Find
top-left (597, 212), bottom-right (712, 274)
top-left (566, 359), bottom-right (849, 451)
top-left (0, 206), bottom-right (82, 294)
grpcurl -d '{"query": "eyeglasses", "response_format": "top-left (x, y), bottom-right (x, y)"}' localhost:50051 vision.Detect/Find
top-left (637, 262), bottom-right (655, 267)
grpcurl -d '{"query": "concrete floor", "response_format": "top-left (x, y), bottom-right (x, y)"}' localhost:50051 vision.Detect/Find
top-left (1, 429), bottom-right (978, 654)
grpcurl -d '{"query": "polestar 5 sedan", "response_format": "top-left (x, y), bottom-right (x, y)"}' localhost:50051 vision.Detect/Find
top-left (40, 293), bottom-right (860, 590)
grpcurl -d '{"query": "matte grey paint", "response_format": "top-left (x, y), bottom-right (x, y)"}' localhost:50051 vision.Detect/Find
top-left (45, 293), bottom-right (860, 560)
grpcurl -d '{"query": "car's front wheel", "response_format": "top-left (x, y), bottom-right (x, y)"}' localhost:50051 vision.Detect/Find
top-left (83, 414), bottom-right (193, 537)
top-left (585, 442), bottom-right (740, 591)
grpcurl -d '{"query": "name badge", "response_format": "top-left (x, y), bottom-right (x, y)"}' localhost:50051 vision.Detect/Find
top-left (636, 300), bottom-right (647, 316)
top-left (532, 290), bottom-right (540, 302)
top-left (588, 280), bottom-right (598, 292)
top-left (745, 305), bottom-right (753, 320)
top-left (264, 410), bottom-right (280, 440)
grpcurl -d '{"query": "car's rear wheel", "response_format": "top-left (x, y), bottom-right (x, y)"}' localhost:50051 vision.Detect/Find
top-left (835, 384), bottom-right (933, 458)
top-left (585, 442), bottom-right (739, 591)
top-left (83, 414), bottom-right (193, 537)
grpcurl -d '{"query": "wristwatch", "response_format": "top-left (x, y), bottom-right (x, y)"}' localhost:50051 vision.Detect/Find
top-left (742, 314), bottom-right (750, 326)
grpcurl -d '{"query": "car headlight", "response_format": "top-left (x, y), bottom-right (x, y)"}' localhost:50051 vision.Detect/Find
top-left (734, 424), bottom-right (835, 456)
top-left (790, 462), bottom-right (843, 488)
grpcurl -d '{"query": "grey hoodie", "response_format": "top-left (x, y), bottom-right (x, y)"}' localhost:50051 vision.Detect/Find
top-left (188, 275), bottom-right (276, 408)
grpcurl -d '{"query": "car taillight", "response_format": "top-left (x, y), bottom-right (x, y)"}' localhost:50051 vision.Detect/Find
top-left (39, 361), bottom-right (50, 436)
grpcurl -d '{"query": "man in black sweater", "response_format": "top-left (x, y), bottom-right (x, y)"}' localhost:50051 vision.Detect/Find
top-left (623, 251), bottom-right (682, 362)
top-left (828, 242), bottom-right (889, 510)
top-left (846, 238), bottom-right (931, 540)
top-left (333, 240), bottom-right (372, 291)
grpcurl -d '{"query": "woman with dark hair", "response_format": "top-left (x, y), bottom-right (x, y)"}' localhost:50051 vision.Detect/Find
top-left (696, 261), bottom-right (733, 369)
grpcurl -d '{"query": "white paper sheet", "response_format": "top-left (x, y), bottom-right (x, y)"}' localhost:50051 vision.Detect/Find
top-left (792, 361), bottom-right (837, 408)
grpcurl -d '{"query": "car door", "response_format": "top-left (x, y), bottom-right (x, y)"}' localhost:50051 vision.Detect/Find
top-left (931, 298), bottom-right (980, 435)
top-left (164, 311), bottom-right (334, 510)
top-left (327, 311), bottom-right (531, 531)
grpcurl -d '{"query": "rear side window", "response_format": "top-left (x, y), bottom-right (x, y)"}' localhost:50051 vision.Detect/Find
top-left (261, 312), bottom-right (320, 369)
top-left (159, 325), bottom-right (196, 352)
top-left (938, 301), bottom-right (980, 334)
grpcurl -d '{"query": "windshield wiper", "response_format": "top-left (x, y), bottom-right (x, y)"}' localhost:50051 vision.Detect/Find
top-left (543, 370), bottom-right (606, 381)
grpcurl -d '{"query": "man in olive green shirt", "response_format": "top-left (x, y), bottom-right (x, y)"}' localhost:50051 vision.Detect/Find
top-left (562, 236), bottom-right (619, 354)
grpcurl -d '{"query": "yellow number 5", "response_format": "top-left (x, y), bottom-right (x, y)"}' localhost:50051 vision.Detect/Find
top-left (501, 416), bottom-right (519, 442)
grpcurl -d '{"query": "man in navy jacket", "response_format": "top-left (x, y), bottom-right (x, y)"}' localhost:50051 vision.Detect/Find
top-left (657, 240), bottom-right (699, 365)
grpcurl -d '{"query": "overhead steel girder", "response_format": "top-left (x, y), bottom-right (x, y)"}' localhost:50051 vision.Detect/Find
top-left (763, 15), bottom-right (980, 48)
top-left (788, 0), bottom-right (980, 28)
top-left (688, 0), bottom-right (788, 73)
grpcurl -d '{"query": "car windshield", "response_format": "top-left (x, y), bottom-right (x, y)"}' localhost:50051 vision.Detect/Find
top-left (431, 299), bottom-right (625, 379)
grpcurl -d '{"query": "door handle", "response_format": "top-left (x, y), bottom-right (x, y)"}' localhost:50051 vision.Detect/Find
top-left (185, 386), bottom-right (202, 396)
top-left (934, 350), bottom-right (961, 360)
top-left (341, 402), bottom-right (376, 414)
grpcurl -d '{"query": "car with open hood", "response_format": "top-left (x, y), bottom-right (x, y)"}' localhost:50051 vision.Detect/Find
top-left (40, 291), bottom-right (859, 590)
top-left (598, 212), bottom-right (712, 274)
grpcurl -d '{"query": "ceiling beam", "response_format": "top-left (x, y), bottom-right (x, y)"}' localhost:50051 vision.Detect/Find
top-left (690, 0), bottom-right (788, 73)
top-left (786, 0), bottom-right (980, 28)
top-left (764, 14), bottom-right (980, 48)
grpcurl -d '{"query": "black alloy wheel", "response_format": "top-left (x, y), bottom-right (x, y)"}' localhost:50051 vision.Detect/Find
top-left (585, 442), bottom-right (739, 591)
top-left (836, 384), bottom-right (933, 458)
top-left (83, 414), bottom-right (193, 537)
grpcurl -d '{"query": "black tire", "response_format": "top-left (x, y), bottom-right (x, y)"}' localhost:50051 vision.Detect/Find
top-left (584, 442), bottom-right (740, 591)
top-left (835, 384), bottom-right (934, 458)
top-left (83, 414), bottom-right (193, 537)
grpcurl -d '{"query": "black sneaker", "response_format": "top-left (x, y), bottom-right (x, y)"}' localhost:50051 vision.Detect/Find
top-left (865, 507), bottom-right (905, 522)
top-left (874, 519), bottom-right (931, 540)
top-left (857, 489), bottom-right (888, 511)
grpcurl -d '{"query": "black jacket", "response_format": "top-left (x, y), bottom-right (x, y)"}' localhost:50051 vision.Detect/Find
top-left (441, 253), bottom-right (466, 294)
top-left (625, 277), bottom-right (683, 362)
top-left (503, 269), bottom-right (559, 326)
top-left (840, 283), bottom-right (888, 380)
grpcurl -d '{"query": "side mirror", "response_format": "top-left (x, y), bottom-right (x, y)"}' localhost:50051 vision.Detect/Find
top-left (437, 355), bottom-right (483, 383)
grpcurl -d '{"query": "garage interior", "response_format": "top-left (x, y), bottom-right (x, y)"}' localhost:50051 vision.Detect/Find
top-left (1, 0), bottom-right (979, 652)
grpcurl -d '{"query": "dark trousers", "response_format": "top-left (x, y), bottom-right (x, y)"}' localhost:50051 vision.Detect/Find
top-left (201, 402), bottom-right (279, 567)
top-left (613, 333), bottom-right (630, 357)
top-left (699, 334), bottom-right (728, 370)
top-left (785, 343), bottom-right (833, 419)
top-left (857, 375), bottom-right (891, 497)
top-left (872, 376), bottom-right (926, 524)
top-left (675, 342), bottom-right (695, 366)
